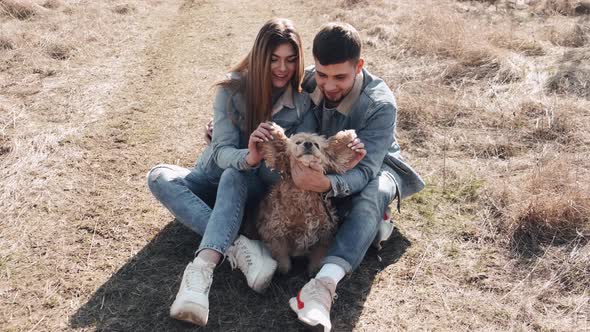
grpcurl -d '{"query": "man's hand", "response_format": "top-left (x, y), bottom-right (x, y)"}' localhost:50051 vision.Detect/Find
top-left (290, 156), bottom-right (331, 193)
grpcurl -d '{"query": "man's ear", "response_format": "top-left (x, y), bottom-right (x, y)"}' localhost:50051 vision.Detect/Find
top-left (356, 58), bottom-right (364, 74)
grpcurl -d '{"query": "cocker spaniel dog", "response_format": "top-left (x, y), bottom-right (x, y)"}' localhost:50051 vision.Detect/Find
top-left (257, 123), bottom-right (358, 274)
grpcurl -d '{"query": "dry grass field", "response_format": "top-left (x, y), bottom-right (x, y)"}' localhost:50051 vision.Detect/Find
top-left (1, 0), bottom-right (589, 331)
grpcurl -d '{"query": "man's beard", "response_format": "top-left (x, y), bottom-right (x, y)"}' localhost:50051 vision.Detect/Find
top-left (322, 76), bottom-right (356, 109)
top-left (324, 95), bottom-right (343, 108)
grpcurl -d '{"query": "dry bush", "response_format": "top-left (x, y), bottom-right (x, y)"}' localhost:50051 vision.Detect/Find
top-left (112, 4), bottom-right (135, 15)
top-left (527, 112), bottom-right (576, 142)
top-left (396, 85), bottom-right (471, 129)
top-left (44, 41), bottom-right (73, 60)
top-left (366, 25), bottom-right (396, 42)
top-left (519, 100), bottom-right (548, 118)
top-left (395, 6), bottom-right (525, 86)
top-left (527, 242), bottom-right (590, 309)
top-left (539, 0), bottom-right (589, 15)
top-left (547, 69), bottom-right (590, 98)
top-left (515, 99), bottom-right (581, 144)
top-left (459, 138), bottom-right (521, 159)
top-left (0, 136), bottom-right (11, 156)
top-left (536, 242), bottom-right (590, 293)
top-left (487, 159), bottom-right (589, 255)
top-left (0, 35), bottom-right (14, 50)
top-left (456, 0), bottom-right (500, 2)
top-left (513, 192), bottom-right (588, 249)
top-left (546, 48), bottom-right (590, 98)
top-left (395, 9), bottom-right (472, 58)
top-left (0, 0), bottom-right (37, 19)
top-left (342, 0), bottom-right (370, 6)
top-left (443, 49), bottom-right (522, 84)
top-left (576, 2), bottom-right (590, 14)
top-left (556, 243), bottom-right (590, 292)
top-left (549, 22), bottom-right (589, 47)
top-left (41, 0), bottom-right (61, 9)
top-left (491, 34), bottom-right (545, 56)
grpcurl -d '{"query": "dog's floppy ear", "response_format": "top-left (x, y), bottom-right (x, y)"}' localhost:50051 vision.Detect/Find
top-left (260, 122), bottom-right (290, 173)
top-left (325, 129), bottom-right (358, 174)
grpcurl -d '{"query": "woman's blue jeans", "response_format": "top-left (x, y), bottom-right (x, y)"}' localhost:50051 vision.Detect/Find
top-left (146, 164), bottom-right (265, 255)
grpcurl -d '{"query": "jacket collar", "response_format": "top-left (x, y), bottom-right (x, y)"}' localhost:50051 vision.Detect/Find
top-left (310, 70), bottom-right (364, 116)
top-left (272, 84), bottom-right (294, 114)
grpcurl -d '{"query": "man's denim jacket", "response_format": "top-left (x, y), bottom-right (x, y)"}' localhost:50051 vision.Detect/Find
top-left (196, 76), bottom-right (312, 184)
top-left (297, 67), bottom-right (425, 203)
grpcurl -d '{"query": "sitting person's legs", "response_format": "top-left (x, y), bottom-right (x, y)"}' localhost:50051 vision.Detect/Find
top-left (147, 164), bottom-right (217, 234)
top-left (290, 172), bottom-right (397, 331)
top-left (169, 168), bottom-right (277, 325)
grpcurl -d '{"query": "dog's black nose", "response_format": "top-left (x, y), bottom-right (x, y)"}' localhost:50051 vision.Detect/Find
top-left (303, 142), bottom-right (312, 149)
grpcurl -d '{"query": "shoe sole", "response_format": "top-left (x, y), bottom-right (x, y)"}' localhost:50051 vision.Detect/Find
top-left (170, 303), bottom-right (208, 326)
top-left (171, 310), bottom-right (207, 326)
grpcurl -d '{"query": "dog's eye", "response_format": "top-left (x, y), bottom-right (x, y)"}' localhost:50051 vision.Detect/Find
top-left (313, 143), bottom-right (319, 148)
top-left (295, 141), bottom-right (302, 145)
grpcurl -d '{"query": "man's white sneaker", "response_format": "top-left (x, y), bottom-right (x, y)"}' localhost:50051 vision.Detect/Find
top-left (372, 209), bottom-right (395, 250)
top-left (169, 257), bottom-right (216, 326)
top-left (226, 235), bottom-right (277, 293)
top-left (288, 278), bottom-right (336, 332)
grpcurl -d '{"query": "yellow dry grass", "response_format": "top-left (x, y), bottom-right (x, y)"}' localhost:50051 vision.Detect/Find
top-left (0, 0), bottom-right (38, 20)
top-left (1, 0), bottom-right (589, 331)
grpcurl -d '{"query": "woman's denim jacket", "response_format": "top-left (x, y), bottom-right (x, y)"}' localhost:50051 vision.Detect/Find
top-left (195, 77), bottom-right (312, 184)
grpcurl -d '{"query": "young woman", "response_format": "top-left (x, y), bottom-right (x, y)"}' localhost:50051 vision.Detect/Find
top-left (147, 18), bottom-right (310, 326)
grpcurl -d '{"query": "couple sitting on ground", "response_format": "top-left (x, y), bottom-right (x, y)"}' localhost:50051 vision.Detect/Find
top-left (147, 18), bottom-right (424, 331)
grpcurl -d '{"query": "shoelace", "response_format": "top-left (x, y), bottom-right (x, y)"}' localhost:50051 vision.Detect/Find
top-left (227, 241), bottom-right (253, 273)
top-left (185, 263), bottom-right (212, 294)
top-left (305, 279), bottom-right (337, 309)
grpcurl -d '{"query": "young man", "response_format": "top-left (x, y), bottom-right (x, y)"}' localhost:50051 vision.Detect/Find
top-left (287, 22), bottom-right (424, 331)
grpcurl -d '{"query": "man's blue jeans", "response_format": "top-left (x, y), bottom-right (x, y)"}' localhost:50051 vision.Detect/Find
top-left (323, 168), bottom-right (398, 273)
top-left (146, 164), bottom-right (265, 255)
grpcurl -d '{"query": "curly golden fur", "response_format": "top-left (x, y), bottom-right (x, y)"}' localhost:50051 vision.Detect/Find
top-left (257, 123), bottom-right (358, 274)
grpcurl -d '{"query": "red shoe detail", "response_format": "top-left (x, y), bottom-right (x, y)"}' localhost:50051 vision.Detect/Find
top-left (297, 290), bottom-right (304, 310)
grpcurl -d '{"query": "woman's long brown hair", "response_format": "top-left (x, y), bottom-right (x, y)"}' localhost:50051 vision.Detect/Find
top-left (216, 18), bottom-right (304, 140)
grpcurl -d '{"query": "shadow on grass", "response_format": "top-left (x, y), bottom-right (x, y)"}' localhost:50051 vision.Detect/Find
top-left (70, 221), bottom-right (410, 331)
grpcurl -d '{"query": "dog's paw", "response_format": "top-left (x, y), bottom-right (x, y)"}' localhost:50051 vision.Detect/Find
top-left (267, 121), bottom-right (287, 141)
top-left (261, 123), bottom-right (289, 172)
top-left (277, 258), bottom-right (292, 274)
top-left (325, 129), bottom-right (359, 174)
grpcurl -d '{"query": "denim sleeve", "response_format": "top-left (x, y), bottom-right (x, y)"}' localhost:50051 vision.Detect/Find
top-left (210, 87), bottom-right (251, 171)
top-left (327, 102), bottom-right (396, 197)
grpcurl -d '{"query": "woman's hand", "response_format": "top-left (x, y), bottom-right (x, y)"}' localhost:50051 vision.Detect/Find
top-left (245, 122), bottom-right (275, 167)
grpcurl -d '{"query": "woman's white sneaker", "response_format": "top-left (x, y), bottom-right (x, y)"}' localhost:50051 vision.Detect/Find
top-left (226, 235), bottom-right (278, 293)
top-left (169, 257), bottom-right (216, 326)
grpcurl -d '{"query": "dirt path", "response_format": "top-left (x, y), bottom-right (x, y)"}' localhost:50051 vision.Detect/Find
top-left (2, 0), bottom-right (342, 331)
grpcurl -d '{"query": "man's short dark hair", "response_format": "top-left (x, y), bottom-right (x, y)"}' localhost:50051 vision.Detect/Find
top-left (313, 22), bottom-right (361, 65)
